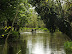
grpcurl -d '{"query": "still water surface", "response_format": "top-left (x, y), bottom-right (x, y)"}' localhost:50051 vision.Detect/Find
top-left (0, 31), bottom-right (70, 54)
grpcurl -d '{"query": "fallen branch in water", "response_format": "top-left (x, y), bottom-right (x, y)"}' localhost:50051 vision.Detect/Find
top-left (16, 50), bottom-right (21, 54)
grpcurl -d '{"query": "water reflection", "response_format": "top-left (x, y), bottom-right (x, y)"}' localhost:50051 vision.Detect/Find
top-left (0, 31), bottom-right (70, 54)
top-left (49, 34), bottom-right (66, 54)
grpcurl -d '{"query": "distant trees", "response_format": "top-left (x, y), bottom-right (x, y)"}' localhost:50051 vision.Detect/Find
top-left (25, 8), bottom-right (45, 28)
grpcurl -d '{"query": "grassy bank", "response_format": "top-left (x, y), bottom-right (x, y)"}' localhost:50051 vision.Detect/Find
top-left (20, 27), bottom-right (49, 32)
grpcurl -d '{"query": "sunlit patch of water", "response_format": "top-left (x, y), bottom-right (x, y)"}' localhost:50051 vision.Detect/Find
top-left (20, 31), bottom-right (45, 34)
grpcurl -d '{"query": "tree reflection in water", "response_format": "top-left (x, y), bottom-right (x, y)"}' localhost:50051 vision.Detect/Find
top-left (0, 31), bottom-right (70, 54)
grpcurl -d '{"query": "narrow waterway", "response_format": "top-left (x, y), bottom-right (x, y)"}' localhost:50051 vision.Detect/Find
top-left (0, 31), bottom-right (70, 54)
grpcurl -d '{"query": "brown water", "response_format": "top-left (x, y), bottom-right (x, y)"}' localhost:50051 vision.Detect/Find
top-left (0, 31), bottom-right (70, 54)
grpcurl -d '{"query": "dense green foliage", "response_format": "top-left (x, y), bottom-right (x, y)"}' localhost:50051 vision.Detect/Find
top-left (64, 41), bottom-right (72, 54)
top-left (28, 0), bottom-right (72, 39)
top-left (0, 0), bottom-right (72, 39)
top-left (0, 0), bottom-right (45, 38)
top-left (0, 0), bottom-right (28, 38)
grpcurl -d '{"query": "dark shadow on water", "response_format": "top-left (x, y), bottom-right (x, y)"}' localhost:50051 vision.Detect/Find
top-left (49, 33), bottom-right (55, 54)
top-left (20, 40), bottom-right (27, 54)
top-left (0, 35), bottom-right (27, 54)
top-left (7, 42), bottom-right (14, 54)
top-left (49, 33), bottom-right (68, 54)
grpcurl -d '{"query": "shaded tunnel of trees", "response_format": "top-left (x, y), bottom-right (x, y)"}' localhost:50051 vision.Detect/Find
top-left (0, 0), bottom-right (72, 40)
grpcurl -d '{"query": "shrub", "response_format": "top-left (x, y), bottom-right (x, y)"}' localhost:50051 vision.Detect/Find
top-left (10, 31), bottom-right (19, 36)
top-left (42, 28), bottom-right (48, 31)
top-left (64, 41), bottom-right (72, 54)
